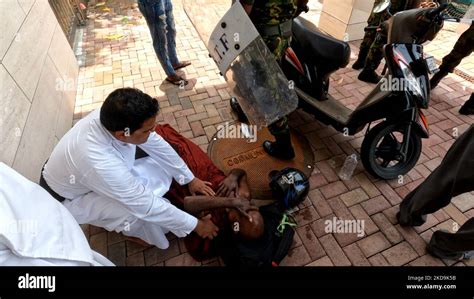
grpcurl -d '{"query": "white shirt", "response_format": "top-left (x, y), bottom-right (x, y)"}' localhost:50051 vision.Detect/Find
top-left (0, 162), bottom-right (114, 266)
top-left (42, 109), bottom-right (198, 236)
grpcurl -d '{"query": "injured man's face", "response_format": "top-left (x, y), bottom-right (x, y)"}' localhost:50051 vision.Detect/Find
top-left (228, 207), bottom-right (264, 240)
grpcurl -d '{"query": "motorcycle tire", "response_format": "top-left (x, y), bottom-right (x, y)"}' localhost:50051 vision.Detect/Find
top-left (361, 121), bottom-right (422, 180)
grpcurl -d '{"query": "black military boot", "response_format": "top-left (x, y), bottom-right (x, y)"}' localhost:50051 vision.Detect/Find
top-left (358, 68), bottom-right (382, 84)
top-left (352, 47), bottom-right (369, 70)
top-left (459, 94), bottom-right (474, 115)
top-left (429, 70), bottom-right (449, 90)
top-left (263, 130), bottom-right (295, 160)
top-left (230, 97), bottom-right (248, 123)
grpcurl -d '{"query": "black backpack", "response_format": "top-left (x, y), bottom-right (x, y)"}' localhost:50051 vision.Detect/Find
top-left (217, 203), bottom-right (295, 267)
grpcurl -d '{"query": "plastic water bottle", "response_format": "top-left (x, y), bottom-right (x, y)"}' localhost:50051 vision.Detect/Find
top-left (339, 154), bottom-right (358, 181)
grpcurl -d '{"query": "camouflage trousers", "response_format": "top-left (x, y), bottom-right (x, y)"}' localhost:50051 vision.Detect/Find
top-left (359, 0), bottom-right (391, 55)
top-left (263, 34), bottom-right (292, 62)
top-left (262, 34), bottom-right (292, 135)
top-left (361, 0), bottom-right (408, 71)
top-left (439, 23), bottom-right (474, 73)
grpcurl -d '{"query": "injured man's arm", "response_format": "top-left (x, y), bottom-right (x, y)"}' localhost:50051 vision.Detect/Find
top-left (183, 196), bottom-right (264, 240)
top-left (183, 168), bottom-right (264, 240)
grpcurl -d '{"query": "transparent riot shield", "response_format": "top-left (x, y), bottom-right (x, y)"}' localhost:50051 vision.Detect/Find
top-left (184, 0), bottom-right (298, 128)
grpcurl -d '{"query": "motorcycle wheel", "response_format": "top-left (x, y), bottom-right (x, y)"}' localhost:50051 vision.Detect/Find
top-left (361, 121), bottom-right (422, 180)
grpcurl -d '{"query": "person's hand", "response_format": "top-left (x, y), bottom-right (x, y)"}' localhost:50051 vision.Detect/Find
top-left (419, 1), bottom-right (439, 8)
top-left (216, 175), bottom-right (239, 197)
top-left (231, 198), bottom-right (258, 222)
top-left (188, 178), bottom-right (215, 196)
top-left (194, 214), bottom-right (219, 239)
top-left (296, 0), bottom-right (309, 9)
top-left (295, 0), bottom-right (309, 15)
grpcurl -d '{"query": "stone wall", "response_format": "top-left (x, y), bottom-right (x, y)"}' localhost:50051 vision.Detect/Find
top-left (0, 0), bottom-right (78, 182)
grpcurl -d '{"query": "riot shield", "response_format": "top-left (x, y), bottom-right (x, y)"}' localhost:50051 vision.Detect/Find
top-left (184, 0), bottom-right (298, 128)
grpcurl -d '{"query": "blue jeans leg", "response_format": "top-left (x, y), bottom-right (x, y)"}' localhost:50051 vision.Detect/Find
top-left (164, 0), bottom-right (179, 66)
top-left (137, 0), bottom-right (177, 77)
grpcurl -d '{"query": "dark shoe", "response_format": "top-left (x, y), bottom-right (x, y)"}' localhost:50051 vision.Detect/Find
top-left (230, 97), bottom-right (248, 123)
top-left (426, 231), bottom-right (474, 261)
top-left (352, 47), bottom-right (369, 70)
top-left (430, 70), bottom-right (448, 89)
top-left (173, 61), bottom-right (191, 71)
top-left (459, 97), bottom-right (474, 115)
top-left (397, 211), bottom-right (427, 227)
top-left (263, 131), bottom-right (295, 160)
top-left (352, 59), bottom-right (366, 70)
top-left (358, 69), bottom-right (381, 84)
top-left (263, 141), bottom-right (295, 160)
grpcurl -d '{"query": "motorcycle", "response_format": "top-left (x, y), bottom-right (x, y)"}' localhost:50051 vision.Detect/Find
top-left (281, 2), bottom-right (453, 179)
top-left (184, 1), bottom-right (461, 180)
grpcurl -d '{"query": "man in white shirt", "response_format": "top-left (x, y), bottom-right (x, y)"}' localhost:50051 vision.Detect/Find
top-left (0, 163), bottom-right (114, 266)
top-left (40, 88), bottom-right (219, 249)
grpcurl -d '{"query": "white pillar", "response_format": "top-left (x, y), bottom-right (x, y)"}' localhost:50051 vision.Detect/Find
top-left (318, 0), bottom-right (375, 41)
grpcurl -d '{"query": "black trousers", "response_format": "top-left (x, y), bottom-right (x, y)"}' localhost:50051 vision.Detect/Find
top-left (399, 125), bottom-right (474, 258)
top-left (439, 23), bottom-right (474, 73)
top-left (39, 162), bottom-right (66, 202)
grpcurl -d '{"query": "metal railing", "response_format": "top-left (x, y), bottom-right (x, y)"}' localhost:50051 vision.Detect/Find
top-left (48, 0), bottom-right (88, 46)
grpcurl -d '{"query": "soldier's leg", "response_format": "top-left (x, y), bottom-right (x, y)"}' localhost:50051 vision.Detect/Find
top-left (353, 30), bottom-right (377, 70)
top-left (261, 35), bottom-right (295, 160)
top-left (398, 125), bottom-right (474, 226)
top-left (263, 117), bottom-right (295, 160)
top-left (352, 3), bottom-right (381, 70)
top-left (358, 32), bottom-right (387, 83)
top-left (427, 218), bottom-right (474, 260)
top-left (266, 35), bottom-right (289, 62)
top-left (431, 24), bottom-right (474, 89)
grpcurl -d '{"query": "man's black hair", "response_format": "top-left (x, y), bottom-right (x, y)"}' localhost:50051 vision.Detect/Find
top-left (100, 88), bottom-right (159, 133)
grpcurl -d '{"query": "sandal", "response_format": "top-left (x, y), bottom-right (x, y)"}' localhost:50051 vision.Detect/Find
top-left (166, 75), bottom-right (188, 86)
top-left (173, 61), bottom-right (191, 70)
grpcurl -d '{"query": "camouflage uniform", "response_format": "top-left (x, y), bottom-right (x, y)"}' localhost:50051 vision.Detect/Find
top-left (360, 0), bottom-right (410, 71)
top-left (243, 0), bottom-right (298, 61)
top-left (356, 0), bottom-right (440, 82)
top-left (241, 0), bottom-right (300, 145)
top-left (356, 0), bottom-right (392, 66)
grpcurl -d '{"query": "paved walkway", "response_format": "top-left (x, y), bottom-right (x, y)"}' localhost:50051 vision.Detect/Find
top-left (75, 0), bottom-right (473, 266)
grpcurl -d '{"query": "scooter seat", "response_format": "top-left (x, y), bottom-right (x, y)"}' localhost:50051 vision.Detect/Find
top-left (292, 17), bottom-right (351, 70)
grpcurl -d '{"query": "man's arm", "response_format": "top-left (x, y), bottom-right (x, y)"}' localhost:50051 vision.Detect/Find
top-left (138, 132), bottom-right (194, 185)
top-left (295, 0), bottom-right (309, 16)
top-left (138, 132), bottom-right (215, 196)
top-left (216, 168), bottom-right (246, 197)
top-left (419, 1), bottom-right (440, 8)
top-left (184, 196), bottom-right (256, 220)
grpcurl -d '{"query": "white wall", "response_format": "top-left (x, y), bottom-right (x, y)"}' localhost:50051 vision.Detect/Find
top-left (0, 0), bottom-right (78, 182)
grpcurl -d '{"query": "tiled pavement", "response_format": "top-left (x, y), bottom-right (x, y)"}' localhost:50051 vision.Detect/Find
top-left (74, 0), bottom-right (474, 266)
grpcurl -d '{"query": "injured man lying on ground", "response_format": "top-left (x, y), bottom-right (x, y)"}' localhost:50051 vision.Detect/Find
top-left (0, 162), bottom-right (113, 266)
top-left (40, 87), bottom-right (264, 260)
